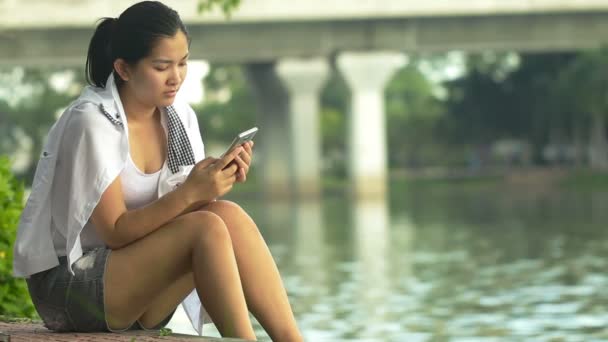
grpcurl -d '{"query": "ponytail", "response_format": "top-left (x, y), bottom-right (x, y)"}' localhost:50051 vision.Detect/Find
top-left (85, 17), bottom-right (117, 88)
top-left (84, 2), bottom-right (190, 89)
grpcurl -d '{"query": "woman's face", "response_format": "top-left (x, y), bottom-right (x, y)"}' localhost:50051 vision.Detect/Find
top-left (126, 30), bottom-right (189, 108)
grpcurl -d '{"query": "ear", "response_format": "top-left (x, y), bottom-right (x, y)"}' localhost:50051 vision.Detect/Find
top-left (113, 59), bottom-right (132, 82)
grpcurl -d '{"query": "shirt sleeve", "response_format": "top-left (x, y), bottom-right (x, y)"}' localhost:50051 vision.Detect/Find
top-left (56, 102), bottom-right (126, 273)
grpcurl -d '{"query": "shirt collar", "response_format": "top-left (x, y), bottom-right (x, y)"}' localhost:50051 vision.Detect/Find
top-left (97, 73), bottom-right (185, 129)
top-left (99, 73), bottom-right (123, 123)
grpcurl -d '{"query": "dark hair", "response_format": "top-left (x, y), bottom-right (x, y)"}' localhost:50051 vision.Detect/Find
top-left (85, 1), bottom-right (190, 88)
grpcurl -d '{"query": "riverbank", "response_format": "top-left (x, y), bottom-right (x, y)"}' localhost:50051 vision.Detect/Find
top-left (0, 321), bottom-right (252, 342)
top-left (393, 167), bottom-right (608, 191)
top-left (224, 167), bottom-right (608, 199)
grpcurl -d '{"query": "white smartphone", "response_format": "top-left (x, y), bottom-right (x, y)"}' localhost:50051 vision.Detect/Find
top-left (220, 127), bottom-right (258, 158)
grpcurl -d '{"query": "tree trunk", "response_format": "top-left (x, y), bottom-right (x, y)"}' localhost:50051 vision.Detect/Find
top-left (588, 112), bottom-right (608, 170)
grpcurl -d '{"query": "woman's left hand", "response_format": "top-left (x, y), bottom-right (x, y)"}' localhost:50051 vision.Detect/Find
top-left (233, 141), bottom-right (254, 183)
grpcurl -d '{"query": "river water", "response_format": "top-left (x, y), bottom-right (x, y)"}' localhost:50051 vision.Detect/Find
top-left (167, 181), bottom-right (608, 341)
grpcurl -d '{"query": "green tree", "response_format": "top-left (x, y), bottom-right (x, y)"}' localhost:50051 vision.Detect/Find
top-left (502, 52), bottom-right (578, 158)
top-left (320, 68), bottom-right (349, 177)
top-left (0, 67), bottom-right (82, 183)
top-left (439, 51), bottom-right (581, 164)
top-left (440, 52), bottom-right (520, 145)
top-left (558, 48), bottom-right (608, 169)
top-left (193, 65), bottom-right (257, 149)
top-left (198, 0), bottom-right (240, 17)
top-left (385, 61), bottom-right (446, 167)
top-left (0, 156), bottom-right (36, 318)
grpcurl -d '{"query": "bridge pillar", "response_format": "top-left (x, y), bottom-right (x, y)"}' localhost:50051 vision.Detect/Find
top-left (244, 62), bottom-right (292, 199)
top-left (276, 58), bottom-right (329, 198)
top-left (337, 52), bottom-right (405, 198)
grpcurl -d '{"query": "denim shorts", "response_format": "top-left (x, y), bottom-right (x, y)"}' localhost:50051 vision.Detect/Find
top-left (26, 247), bottom-right (175, 332)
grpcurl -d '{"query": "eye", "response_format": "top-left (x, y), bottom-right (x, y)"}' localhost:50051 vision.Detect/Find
top-left (179, 62), bottom-right (188, 68)
top-left (155, 66), bottom-right (168, 72)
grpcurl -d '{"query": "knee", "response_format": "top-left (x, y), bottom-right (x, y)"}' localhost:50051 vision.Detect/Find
top-left (207, 200), bottom-right (245, 217)
top-left (181, 211), bottom-right (231, 247)
top-left (208, 200), bottom-right (257, 231)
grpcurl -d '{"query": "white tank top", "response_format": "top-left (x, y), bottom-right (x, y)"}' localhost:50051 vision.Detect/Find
top-left (120, 153), bottom-right (163, 210)
top-left (75, 156), bottom-right (163, 252)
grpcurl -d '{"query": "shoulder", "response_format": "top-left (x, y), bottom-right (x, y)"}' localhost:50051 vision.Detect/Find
top-left (63, 85), bottom-right (121, 132)
top-left (64, 102), bottom-right (120, 134)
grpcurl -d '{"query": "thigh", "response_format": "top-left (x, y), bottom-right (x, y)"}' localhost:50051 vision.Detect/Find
top-left (103, 211), bottom-right (223, 329)
top-left (137, 272), bottom-right (194, 329)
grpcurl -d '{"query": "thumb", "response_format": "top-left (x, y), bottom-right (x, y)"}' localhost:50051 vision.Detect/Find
top-left (196, 156), bottom-right (218, 169)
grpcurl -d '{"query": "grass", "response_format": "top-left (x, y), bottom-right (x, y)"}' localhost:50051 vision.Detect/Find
top-left (159, 327), bottom-right (172, 336)
top-left (559, 168), bottom-right (608, 190)
top-left (0, 315), bottom-right (39, 324)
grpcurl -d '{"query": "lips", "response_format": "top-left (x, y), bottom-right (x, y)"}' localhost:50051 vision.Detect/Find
top-left (164, 90), bottom-right (177, 96)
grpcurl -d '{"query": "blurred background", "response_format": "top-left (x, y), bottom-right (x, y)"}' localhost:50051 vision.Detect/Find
top-left (2, 0), bottom-right (608, 340)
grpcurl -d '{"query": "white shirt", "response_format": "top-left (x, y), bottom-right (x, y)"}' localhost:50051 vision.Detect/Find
top-left (12, 73), bottom-right (210, 335)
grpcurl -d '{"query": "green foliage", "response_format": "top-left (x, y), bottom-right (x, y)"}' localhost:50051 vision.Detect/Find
top-left (159, 327), bottom-right (173, 336)
top-left (439, 52), bottom-right (583, 161)
top-left (320, 70), bottom-right (349, 177)
top-left (385, 62), bottom-right (447, 167)
top-left (0, 156), bottom-right (36, 318)
top-left (193, 65), bottom-right (257, 149)
top-left (0, 67), bottom-right (82, 183)
top-left (319, 60), bottom-right (451, 170)
top-left (198, 0), bottom-right (240, 17)
top-left (559, 47), bottom-right (608, 118)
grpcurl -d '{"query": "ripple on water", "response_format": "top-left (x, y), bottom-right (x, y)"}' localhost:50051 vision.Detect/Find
top-left (243, 187), bottom-right (608, 339)
top-left (534, 302), bottom-right (582, 315)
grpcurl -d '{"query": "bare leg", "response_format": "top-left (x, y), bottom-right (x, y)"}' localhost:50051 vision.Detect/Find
top-left (136, 272), bottom-right (194, 329)
top-left (200, 200), bottom-right (303, 342)
top-left (103, 211), bottom-right (256, 340)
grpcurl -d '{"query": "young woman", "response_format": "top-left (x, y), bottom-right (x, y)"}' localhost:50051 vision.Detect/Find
top-left (12, 2), bottom-right (302, 341)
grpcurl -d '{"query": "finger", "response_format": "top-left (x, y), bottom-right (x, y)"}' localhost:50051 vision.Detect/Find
top-left (239, 167), bottom-right (246, 182)
top-left (215, 147), bottom-right (244, 170)
top-left (221, 163), bottom-right (239, 177)
top-left (243, 141), bottom-right (253, 155)
top-left (235, 167), bottom-right (245, 182)
top-left (240, 148), bottom-right (252, 166)
top-left (197, 156), bottom-right (218, 169)
top-left (226, 173), bottom-right (237, 185)
top-left (233, 155), bottom-right (248, 170)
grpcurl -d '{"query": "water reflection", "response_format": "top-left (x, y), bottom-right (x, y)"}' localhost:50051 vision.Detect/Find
top-left (170, 184), bottom-right (608, 341)
top-left (352, 197), bottom-right (391, 339)
top-left (293, 200), bottom-right (326, 289)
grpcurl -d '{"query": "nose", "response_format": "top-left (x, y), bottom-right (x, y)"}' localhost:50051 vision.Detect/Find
top-left (168, 65), bottom-right (182, 86)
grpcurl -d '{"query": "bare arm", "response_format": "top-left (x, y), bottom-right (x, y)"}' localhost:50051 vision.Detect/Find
top-left (91, 147), bottom-right (243, 249)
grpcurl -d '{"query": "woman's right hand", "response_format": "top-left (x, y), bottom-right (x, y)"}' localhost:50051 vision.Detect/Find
top-left (183, 146), bottom-right (244, 204)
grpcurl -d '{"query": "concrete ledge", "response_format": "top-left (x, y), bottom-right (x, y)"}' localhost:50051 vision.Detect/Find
top-left (0, 322), bottom-right (253, 342)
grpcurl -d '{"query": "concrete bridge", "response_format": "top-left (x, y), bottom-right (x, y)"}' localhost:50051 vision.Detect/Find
top-left (2, 0), bottom-right (608, 198)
